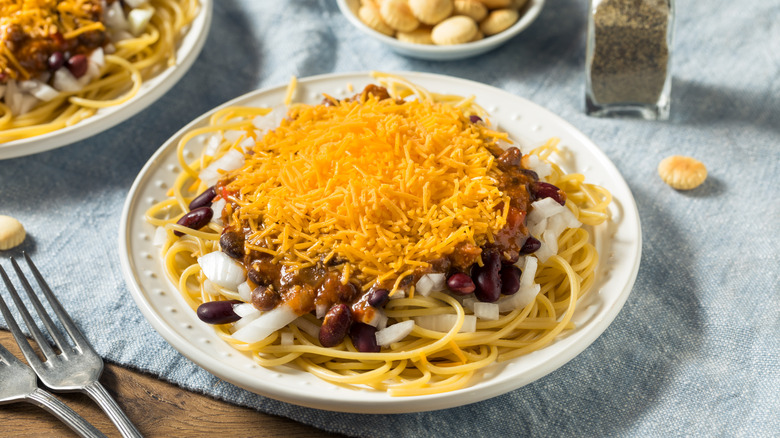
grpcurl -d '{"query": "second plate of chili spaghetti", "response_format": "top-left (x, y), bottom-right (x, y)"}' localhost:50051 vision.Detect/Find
top-left (0, 0), bottom-right (212, 159)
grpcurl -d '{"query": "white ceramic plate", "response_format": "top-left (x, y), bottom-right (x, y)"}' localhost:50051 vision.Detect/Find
top-left (0, 0), bottom-right (213, 160)
top-left (337, 0), bottom-right (545, 61)
top-left (119, 71), bottom-right (642, 413)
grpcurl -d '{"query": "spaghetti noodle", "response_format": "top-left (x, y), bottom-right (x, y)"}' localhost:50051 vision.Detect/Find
top-left (0, 0), bottom-right (200, 143)
top-left (146, 73), bottom-right (612, 396)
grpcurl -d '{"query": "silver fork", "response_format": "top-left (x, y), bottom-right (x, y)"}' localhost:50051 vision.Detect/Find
top-left (0, 254), bottom-right (142, 438)
top-left (0, 342), bottom-right (106, 438)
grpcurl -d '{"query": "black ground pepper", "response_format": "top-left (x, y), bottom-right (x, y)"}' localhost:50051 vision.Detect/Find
top-left (586, 0), bottom-right (674, 118)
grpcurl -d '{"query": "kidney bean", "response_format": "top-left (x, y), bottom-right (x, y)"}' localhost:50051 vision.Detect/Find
top-left (520, 236), bottom-right (541, 254)
top-left (174, 207), bottom-right (213, 236)
top-left (250, 285), bottom-right (279, 311)
top-left (469, 115), bottom-right (483, 123)
top-left (474, 249), bottom-right (502, 302)
top-left (447, 273), bottom-right (475, 295)
top-left (502, 250), bottom-right (520, 265)
top-left (531, 182), bottom-right (566, 206)
top-left (521, 168), bottom-right (539, 181)
top-left (48, 51), bottom-right (65, 71)
top-left (220, 230), bottom-right (245, 259)
top-left (189, 186), bottom-right (216, 210)
top-left (66, 54), bottom-right (88, 78)
top-left (349, 323), bottom-right (380, 352)
top-left (319, 304), bottom-right (352, 347)
top-left (247, 257), bottom-right (277, 286)
top-left (500, 265), bottom-right (522, 295)
top-left (340, 282), bottom-right (361, 303)
top-left (197, 300), bottom-right (241, 324)
top-left (367, 288), bottom-right (390, 308)
top-left (497, 147), bottom-right (523, 170)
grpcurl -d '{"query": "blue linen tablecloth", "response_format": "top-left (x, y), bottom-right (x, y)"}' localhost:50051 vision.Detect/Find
top-left (1, 1), bottom-right (778, 436)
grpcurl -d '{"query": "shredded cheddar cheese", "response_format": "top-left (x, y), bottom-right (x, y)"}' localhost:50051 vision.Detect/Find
top-left (223, 93), bottom-right (511, 291)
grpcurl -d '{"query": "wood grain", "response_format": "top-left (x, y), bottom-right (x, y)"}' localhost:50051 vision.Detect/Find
top-left (0, 330), bottom-right (342, 438)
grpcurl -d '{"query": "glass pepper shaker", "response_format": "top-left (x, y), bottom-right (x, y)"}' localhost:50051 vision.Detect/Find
top-left (585, 0), bottom-right (675, 120)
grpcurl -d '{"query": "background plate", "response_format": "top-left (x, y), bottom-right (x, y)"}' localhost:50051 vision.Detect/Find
top-left (119, 71), bottom-right (642, 414)
top-left (0, 0), bottom-right (213, 160)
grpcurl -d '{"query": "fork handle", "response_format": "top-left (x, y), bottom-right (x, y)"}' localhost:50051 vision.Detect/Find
top-left (83, 381), bottom-right (143, 438)
top-left (27, 388), bottom-right (107, 438)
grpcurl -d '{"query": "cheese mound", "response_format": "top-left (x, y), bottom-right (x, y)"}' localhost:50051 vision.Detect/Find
top-left (223, 94), bottom-right (511, 290)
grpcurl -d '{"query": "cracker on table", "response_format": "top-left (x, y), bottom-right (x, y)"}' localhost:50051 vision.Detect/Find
top-left (658, 155), bottom-right (708, 190)
top-left (0, 215), bottom-right (25, 250)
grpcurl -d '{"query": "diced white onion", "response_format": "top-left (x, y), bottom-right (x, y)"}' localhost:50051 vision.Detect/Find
top-left (375, 320), bottom-right (415, 347)
top-left (199, 149), bottom-right (244, 186)
top-left (210, 198), bottom-right (226, 226)
top-left (231, 311), bottom-right (260, 332)
top-left (497, 284), bottom-right (540, 313)
top-left (528, 198), bottom-right (567, 225)
top-left (519, 256), bottom-right (538, 288)
top-left (152, 226), bottom-right (168, 246)
top-left (233, 302), bottom-right (259, 318)
top-left (414, 314), bottom-right (476, 333)
top-left (19, 80), bottom-right (58, 102)
top-left (389, 290), bottom-right (406, 300)
top-left (415, 273), bottom-right (445, 297)
top-left (371, 310), bottom-right (388, 329)
top-left (5, 80), bottom-right (22, 114)
top-left (89, 48), bottom-right (105, 68)
top-left (239, 137), bottom-right (255, 150)
top-left (203, 134), bottom-right (221, 157)
top-left (292, 317), bottom-right (320, 339)
top-left (525, 154), bottom-right (552, 180)
top-left (198, 251), bottom-right (246, 290)
top-left (237, 281), bottom-right (252, 302)
top-left (376, 312), bottom-right (389, 330)
top-left (124, 0), bottom-right (147, 8)
top-left (415, 276), bottom-right (433, 297)
top-left (18, 95), bottom-right (38, 115)
top-left (128, 7), bottom-right (154, 35)
top-left (223, 130), bottom-right (243, 143)
top-left (315, 303), bottom-right (329, 319)
top-left (527, 198), bottom-right (581, 263)
top-left (280, 330), bottom-right (295, 345)
top-left (53, 68), bottom-right (82, 93)
top-left (30, 83), bottom-right (58, 102)
top-left (473, 302), bottom-right (499, 320)
top-left (202, 279), bottom-right (220, 298)
top-left (104, 1), bottom-right (129, 30)
top-left (253, 115), bottom-right (275, 131)
top-left (232, 304), bottom-right (298, 343)
top-left (462, 296), bottom-right (477, 312)
top-left (497, 256), bottom-right (542, 312)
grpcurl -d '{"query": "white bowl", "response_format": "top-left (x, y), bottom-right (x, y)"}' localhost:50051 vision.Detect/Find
top-left (337, 0), bottom-right (546, 61)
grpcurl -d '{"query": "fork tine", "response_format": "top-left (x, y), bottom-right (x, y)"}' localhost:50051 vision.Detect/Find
top-left (0, 342), bottom-right (18, 365)
top-left (0, 266), bottom-right (54, 365)
top-left (9, 257), bottom-right (73, 358)
top-left (22, 253), bottom-right (94, 354)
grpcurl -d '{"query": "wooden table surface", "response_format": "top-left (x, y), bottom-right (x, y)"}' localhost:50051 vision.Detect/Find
top-left (0, 330), bottom-right (342, 437)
